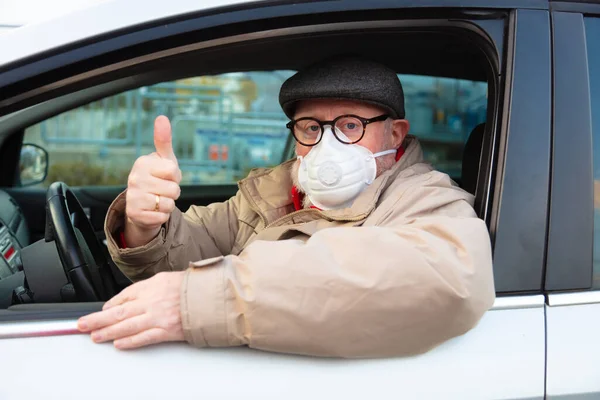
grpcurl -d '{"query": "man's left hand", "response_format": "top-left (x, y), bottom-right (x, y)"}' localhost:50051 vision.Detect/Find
top-left (77, 271), bottom-right (186, 350)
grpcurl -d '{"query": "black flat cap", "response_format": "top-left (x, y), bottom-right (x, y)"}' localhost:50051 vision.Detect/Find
top-left (279, 56), bottom-right (405, 119)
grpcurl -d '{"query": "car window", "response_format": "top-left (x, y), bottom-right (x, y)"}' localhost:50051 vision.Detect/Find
top-left (22, 72), bottom-right (487, 187)
top-left (22, 72), bottom-right (295, 186)
top-left (587, 17), bottom-right (600, 288)
top-left (399, 74), bottom-right (487, 180)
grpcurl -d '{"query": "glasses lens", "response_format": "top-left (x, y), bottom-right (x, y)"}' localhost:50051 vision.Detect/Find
top-left (293, 119), bottom-right (322, 145)
top-left (335, 116), bottom-right (364, 143)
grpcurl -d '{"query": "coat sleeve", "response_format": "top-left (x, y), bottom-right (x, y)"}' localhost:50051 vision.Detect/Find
top-left (104, 190), bottom-right (241, 282)
top-left (180, 174), bottom-right (496, 358)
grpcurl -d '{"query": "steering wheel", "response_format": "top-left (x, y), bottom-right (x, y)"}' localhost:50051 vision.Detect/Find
top-left (45, 182), bottom-right (118, 302)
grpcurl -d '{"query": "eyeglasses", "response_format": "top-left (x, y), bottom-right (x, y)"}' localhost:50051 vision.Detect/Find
top-left (286, 114), bottom-right (389, 146)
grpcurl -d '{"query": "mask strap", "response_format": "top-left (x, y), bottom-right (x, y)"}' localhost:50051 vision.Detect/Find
top-left (372, 149), bottom-right (397, 158)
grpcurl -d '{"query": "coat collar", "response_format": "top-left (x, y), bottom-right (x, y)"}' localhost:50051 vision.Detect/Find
top-left (238, 135), bottom-right (425, 226)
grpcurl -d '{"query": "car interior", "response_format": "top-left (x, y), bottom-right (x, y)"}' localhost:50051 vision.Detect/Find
top-left (0, 21), bottom-right (499, 317)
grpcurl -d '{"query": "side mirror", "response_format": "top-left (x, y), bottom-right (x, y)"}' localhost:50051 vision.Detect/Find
top-left (19, 143), bottom-right (48, 186)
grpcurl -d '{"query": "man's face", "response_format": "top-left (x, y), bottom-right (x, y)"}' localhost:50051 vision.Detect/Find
top-left (290, 99), bottom-right (409, 208)
top-left (293, 99), bottom-right (408, 159)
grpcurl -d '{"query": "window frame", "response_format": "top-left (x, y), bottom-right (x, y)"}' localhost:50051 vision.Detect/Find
top-left (490, 9), bottom-right (553, 293)
top-left (586, 14), bottom-right (600, 290)
top-left (0, 5), bottom-right (547, 298)
top-left (550, 0), bottom-right (600, 14)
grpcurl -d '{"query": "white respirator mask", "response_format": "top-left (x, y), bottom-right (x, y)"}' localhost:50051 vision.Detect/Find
top-left (297, 126), bottom-right (396, 210)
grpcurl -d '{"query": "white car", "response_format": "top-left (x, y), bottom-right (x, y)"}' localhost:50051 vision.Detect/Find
top-left (0, 0), bottom-right (599, 398)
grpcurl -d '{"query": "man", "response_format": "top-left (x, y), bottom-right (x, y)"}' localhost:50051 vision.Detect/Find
top-left (78, 57), bottom-right (495, 358)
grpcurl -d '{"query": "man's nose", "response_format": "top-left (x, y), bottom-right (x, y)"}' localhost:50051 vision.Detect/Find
top-left (321, 125), bottom-right (337, 141)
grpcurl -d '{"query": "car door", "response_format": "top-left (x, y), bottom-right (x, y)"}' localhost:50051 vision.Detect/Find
top-left (0, 2), bottom-right (550, 399)
top-left (544, 3), bottom-right (600, 398)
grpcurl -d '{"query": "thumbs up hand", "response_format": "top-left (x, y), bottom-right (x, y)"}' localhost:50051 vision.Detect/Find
top-left (123, 116), bottom-right (182, 248)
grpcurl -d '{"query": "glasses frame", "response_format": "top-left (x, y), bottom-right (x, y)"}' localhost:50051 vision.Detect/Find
top-left (286, 113), bottom-right (389, 146)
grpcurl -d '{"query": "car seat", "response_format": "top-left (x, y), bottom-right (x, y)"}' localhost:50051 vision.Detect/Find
top-left (461, 123), bottom-right (485, 195)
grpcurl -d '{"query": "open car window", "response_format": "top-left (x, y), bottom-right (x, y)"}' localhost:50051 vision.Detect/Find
top-left (21, 73), bottom-right (486, 187)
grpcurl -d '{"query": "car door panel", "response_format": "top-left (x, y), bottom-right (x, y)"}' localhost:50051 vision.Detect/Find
top-left (0, 189), bottom-right (29, 247)
top-left (4, 188), bottom-right (51, 244)
top-left (545, 294), bottom-right (600, 399)
top-left (0, 296), bottom-right (545, 400)
top-left (543, 9), bottom-right (600, 399)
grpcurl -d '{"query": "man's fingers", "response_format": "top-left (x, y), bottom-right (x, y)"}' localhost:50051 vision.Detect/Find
top-left (142, 175), bottom-right (181, 199)
top-left (90, 314), bottom-right (152, 344)
top-left (127, 174), bottom-right (180, 202)
top-left (126, 211), bottom-right (170, 230)
top-left (153, 116), bottom-right (178, 163)
top-left (102, 283), bottom-right (144, 310)
top-left (150, 161), bottom-right (182, 184)
top-left (130, 156), bottom-right (181, 185)
top-left (146, 193), bottom-right (176, 214)
top-left (114, 328), bottom-right (169, 350)
top-left (78, 301), bottom-right (144, 332)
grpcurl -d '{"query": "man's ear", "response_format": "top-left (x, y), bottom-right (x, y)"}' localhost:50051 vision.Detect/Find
top-left (391, 119), bottom-right (409, 148)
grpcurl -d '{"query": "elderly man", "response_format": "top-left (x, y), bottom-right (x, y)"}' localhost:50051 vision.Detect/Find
top-left (78, 57), bottom-right (495, 358)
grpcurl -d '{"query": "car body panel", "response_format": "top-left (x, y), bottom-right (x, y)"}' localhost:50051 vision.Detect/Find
top-left (0, 0), bottom-right (548, 71)
top-left (0, 0), bottom-right (260, 68)
top-left (0, 296), bottom-right (545, 400)
top-left (546, 293), bottom-right (600, 399)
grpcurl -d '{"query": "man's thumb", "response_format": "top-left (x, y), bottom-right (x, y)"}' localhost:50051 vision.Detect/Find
top-left (153, 115), bottom-right (177, 162)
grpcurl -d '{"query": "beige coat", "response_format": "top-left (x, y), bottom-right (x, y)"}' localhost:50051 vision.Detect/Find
top-left (105, 136), bottom-right (495, 358)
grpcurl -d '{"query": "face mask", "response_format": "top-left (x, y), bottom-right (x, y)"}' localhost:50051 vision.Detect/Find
top-left (297, 126), bottom-right (396, 210)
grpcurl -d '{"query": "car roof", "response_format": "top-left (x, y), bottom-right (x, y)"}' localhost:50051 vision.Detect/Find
top-left (5, 0), bottom-right (600, 71)
top-left (0, 0), bottom-right (261, 68)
